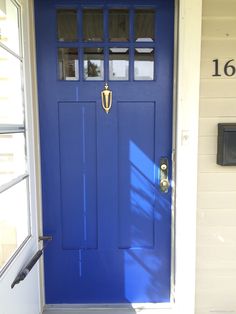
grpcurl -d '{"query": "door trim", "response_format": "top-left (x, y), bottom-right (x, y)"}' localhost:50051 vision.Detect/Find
top-left (173, 0), bottom-right (202, 313)
top-left (27, 0), bottom-right (202, 312)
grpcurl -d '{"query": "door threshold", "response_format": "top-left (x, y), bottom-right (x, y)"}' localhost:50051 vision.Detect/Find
top-left (43, 303), bottom-right (172, 314)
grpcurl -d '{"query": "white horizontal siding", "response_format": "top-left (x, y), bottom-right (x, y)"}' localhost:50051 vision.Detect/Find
top-left (200, 98), bottom-right (236, 117)
top-left (203, 0), bottom-right (236, 17)
top-left (198, 208), bottom-right (236, 226)
top-left (196, 0), bottom-right (236, 313)
top-left (200, 79), bottom-right (236, 97)
top-left (199, 155), bottom-right (236, 172)
top-left (199, 117), bottom-right (236, 136)
top-left (198, 192), bottom-right (236, 209)
top-left (197, 226), bottom-right (236, 245)
top-left (202, 18), bottom-right (236, 39)
top-left (198, 136), bottom-right (216, 154)
top-left (201, 39), bottom-right (236, 58)
top-left (198, 173), bottom-right (236, 191)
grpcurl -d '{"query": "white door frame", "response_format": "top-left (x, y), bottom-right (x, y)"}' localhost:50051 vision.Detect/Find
top-left (173, 0), bottom-right (202, 313)
top-left (27, 0), bottom-right (203, 313)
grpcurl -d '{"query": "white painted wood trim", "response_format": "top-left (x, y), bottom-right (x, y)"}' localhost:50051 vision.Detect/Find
top-left (29, 0), bottom-right (203, 313)
top-left (174, 0), bottom-right (202, 313)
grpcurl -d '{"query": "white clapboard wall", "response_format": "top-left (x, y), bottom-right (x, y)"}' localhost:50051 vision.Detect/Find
top-left (196, 0), bottom-right (236, 313)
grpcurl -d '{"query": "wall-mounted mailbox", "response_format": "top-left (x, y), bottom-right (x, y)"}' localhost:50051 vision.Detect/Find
top-left (217, 123), bottom-right (236, 166)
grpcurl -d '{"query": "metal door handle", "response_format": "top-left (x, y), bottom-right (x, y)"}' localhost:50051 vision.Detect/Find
top-left (11, 235), bottom-right (52, 289)
top-left (160, 158), bottom-right (170, 193)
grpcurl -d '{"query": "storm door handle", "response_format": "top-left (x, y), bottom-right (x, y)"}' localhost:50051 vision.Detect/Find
top-left (11, 235), bottom-right (52, 289)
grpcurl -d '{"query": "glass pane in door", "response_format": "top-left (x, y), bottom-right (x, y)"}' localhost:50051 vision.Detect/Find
top-left (57, 9), bottom-right (77, 42)
top-left (0, 179), bottom-right (29, 269)
top-left (58, 48), bottom-right (79, 80)
top-left (134, 48), bottom-right (154, 80)
top-left (0, 47), bottom-right (24, 124)
top-left (0, 0), bottom-right (20, 54)
top-left (0, 133), bottom-right (26, 186)
top-left (84, 48), bottom-right (104, 80)
top-left (109, 48), bottom-right (129, 80)
top-left (135, 8), bottom-right (155, 42)
top-left (83, 9), bottom-right (103, 42)
top-left (109, 9), bottom-right (129, 42)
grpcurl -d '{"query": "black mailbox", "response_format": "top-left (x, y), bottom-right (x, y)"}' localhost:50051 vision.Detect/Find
top-left (217, 123), bottom-right (236, 166)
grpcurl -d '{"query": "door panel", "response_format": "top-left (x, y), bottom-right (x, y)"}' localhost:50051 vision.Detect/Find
top-left (59, 102), bottom-right (97, 249)
top-left (35, 0), bottom-right (174, 304)
top-left (118, 101), bottom-right (156, 249)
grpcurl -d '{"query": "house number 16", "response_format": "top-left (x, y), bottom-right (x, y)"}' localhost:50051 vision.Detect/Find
top-left (212, 59), bottom-right (236, 77)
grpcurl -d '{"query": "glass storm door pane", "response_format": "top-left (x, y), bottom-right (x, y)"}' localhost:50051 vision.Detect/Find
top-left (0, 179), bottom-right (29, 269)
top-left (57, 9), bottom-right (77, 42)
top-left (83, 9), bottom-right (103, 42)
top-left (0, 133), bottom-right (26, 186)
top-left (58, 48), bottom-right (79, 80)
top-left (109, 48), bottom-right (129, 80)
top-left (0, 48), bottom-right (24, 124)
top-left (134, 48), bottom-right (154, 80)
top-left (135, 9), bottom-right (155, 42)
top-left (0, 0), bottom-right (20, 54)
top-left (84, 48), bottom-right (104, 80)
top-left (109, 9), bottom-right (129, 42)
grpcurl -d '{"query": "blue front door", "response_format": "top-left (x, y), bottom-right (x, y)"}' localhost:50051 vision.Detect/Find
top-left (35, 0), bottom-right (174, 304)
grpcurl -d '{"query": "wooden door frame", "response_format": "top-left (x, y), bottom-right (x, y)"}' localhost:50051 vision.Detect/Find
top-left (172, 0), bottom-right (202, 313)
top-left (26, 0), bottom-right (202, 312)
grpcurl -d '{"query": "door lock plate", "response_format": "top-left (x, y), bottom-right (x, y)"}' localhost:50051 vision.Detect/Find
top-left (160, 158), bottom-right (170, 193)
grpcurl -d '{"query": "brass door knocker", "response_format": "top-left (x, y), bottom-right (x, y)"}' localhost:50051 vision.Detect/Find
top-left (101, 83), bottom-right (112, 114)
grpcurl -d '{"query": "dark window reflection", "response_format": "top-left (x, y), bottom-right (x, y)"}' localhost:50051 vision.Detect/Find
top-left (58, 48), bottom-right (79, 80)
top-left (109, 9), bottom-right (129, 42)
top-left (57, 9), bottom-right (77, 42)
top-left (134, 48), bottom-right (154, 80)
top-left (135, 9), bottom-right (155, 42)
top-left (109, 48), bottom-right (129, 80)
top-left (84, 48), bottom-right (104, 80)
top-left (83, 9), bottom-right (103, 42)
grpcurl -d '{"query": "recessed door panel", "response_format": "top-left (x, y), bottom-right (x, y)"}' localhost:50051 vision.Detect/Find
top-left (59, 102), bottom-right (97, 249)
top-left (118, 101), bottom-right (156, 249)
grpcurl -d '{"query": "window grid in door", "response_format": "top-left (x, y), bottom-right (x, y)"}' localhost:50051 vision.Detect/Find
top-left (56, 7), bottom-right (156, 82)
